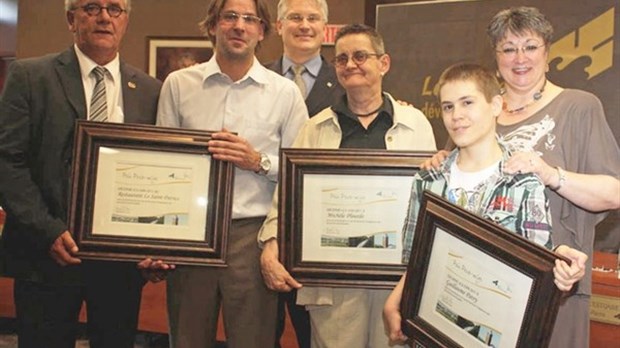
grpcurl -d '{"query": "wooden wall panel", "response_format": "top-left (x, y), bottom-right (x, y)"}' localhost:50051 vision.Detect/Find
top-left (15, 0), bottom-right (364, 72)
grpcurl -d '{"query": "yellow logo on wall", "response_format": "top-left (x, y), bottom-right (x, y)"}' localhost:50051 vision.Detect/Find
top-left (549, 7), bottom-right (615, 79)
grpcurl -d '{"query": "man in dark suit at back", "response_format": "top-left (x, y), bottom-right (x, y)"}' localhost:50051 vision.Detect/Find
top-left (261, 1), bottom-right (344, 347)
top-left (0, 0), bottom-right (161, 347)
top-left (265, 0), bottom-right (344, 118)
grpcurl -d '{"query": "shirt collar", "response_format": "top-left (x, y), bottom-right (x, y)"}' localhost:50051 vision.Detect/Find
top-left (202, 54), bottom-right (268, 85)
top-left (387, 93), bottom-right (429, 131)
top-left (282, 54), bottom-right (322, 77)
top-left (434, 139), bottom-right (514, 181)
top-left (74, 44), bottom-right (120, 82)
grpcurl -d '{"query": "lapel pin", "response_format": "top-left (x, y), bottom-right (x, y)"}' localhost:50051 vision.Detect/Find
top-left (128, 81), bottom-right (136, 89)
top-left (327, 82), bottom-right (333, 88)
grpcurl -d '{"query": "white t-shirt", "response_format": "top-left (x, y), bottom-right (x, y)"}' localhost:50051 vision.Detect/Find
top-left (447, 158), bottom-right (500, 211)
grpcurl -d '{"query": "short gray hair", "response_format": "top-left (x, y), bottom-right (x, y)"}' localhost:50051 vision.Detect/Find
top-left (487, 6), bottom-right (553, 49)
top-left (335, 24), bottom-right (385, 55)
top-left (65, 0), bottom-right (132, 13)
top-left (277, 0), bottom-right (328, 22)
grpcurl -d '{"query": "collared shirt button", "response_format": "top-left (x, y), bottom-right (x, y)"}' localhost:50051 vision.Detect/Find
top-left (387, 136), bottom-right (393, 142)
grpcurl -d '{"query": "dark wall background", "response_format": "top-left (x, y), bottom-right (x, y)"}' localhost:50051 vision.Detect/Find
top-left (0, 0), bottom-right (18, 91)
top-left (369, 0), bottom-right (620, 251)
top-left (0, 0), bottom-right (17, 57)
top-left (15, 0), bottom-right (364, 68)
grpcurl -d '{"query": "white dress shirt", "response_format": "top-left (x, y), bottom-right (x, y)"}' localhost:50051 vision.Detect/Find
top-left (75, 44), bottom-right (125, 123)
top-left (157, 55), bottom-right (309, 219)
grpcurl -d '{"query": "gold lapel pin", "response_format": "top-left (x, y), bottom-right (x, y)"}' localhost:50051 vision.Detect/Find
top-left (128, 81), bottom-right (136, 89)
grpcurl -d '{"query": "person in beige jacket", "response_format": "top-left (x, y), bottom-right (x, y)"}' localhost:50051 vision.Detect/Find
top-left (258, 24), bottom-right (436, 348)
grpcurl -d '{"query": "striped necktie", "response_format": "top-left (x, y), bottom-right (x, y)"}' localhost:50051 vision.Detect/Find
top-left (89, 66), bottom-right (108, 122)
top-left (291, 64), bottom-right (307, 98)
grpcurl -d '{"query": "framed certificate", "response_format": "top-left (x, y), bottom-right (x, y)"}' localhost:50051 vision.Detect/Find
top-left (402, 192), bottom-right (569, 348)
top-left (68, 120), bottom-right (233, 266)
top-left (279, 148), bottom-right (432, 289)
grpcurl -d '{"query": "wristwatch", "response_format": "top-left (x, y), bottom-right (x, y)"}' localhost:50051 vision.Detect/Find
top-left (256, 152), bottom-right (271, 175)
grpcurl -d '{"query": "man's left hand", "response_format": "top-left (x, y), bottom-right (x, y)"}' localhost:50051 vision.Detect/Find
top-left (208, 129), bottom-right (261, 172)
top-left (137, 258), bottom-right (176, 283)
top-left (260, 239), bottom-right (302, 292)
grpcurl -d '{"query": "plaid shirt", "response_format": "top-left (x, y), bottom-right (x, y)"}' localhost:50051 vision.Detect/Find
top-left (402, 144), bottom-right (552, 263)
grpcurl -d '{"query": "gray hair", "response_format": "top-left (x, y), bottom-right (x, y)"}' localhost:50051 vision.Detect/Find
top-left (487, 6), bottom-right (553, 48)
top-left (277, 0), bottom-right (328, 22)
top-left (65, 0), bottom-right (132, 13)
top-left (335, 24), bottom-right (385, 55)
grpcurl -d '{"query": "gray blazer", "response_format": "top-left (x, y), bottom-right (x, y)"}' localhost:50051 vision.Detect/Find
top-left (265, 55), bottom-right (345, 117)
top-left (0, 46), bottom-right (162, 283)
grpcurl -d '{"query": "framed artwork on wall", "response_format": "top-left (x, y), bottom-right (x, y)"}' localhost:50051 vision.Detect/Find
top-left (146, 36), bottom-right (213, 81)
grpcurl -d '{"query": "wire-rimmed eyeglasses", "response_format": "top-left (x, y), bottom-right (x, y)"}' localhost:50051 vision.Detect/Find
top-left (332, 51), bottom-right (383, 68)
top-left (219, 11), bottom-right (263, 25)
top-left (496, 44), bottom-right (545, 58)
top-left (78, 3), bottom-right (127, 18)
top-left (284, 13), bottom-right (323, 24)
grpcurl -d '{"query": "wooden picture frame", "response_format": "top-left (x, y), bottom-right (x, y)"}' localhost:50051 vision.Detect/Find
top-left (401, 191), bottom-right (568, 348)
top-left (146, 36), bottom-right (213, 81)
top-left (69, 120), bottom-right (233, 266)
top-left (279, 148), bottom-right (432, 289)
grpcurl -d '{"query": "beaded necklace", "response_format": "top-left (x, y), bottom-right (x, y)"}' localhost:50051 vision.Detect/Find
top-left (502, 79), bottom-right (546, 114)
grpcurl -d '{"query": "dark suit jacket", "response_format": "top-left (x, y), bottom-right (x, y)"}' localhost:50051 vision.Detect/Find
top-left (0, 46), bottom-right (162, 284)
top-left (265, 56), bottom-right (345, 117)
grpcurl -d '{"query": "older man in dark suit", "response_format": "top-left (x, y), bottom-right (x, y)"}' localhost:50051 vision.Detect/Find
top-left (261, 1), bottom-right (344, 347)
top-left (0, 0), bottom-right (161, 347)
top-left (265, 0), bottom-right (344, 118)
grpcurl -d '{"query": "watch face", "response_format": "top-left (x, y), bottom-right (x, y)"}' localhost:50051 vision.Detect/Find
top-left (260, 153), bottom-right (271, 174)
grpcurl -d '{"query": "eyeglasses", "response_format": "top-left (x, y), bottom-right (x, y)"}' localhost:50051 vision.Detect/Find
top-left (284, 13), bottom-right (323, 24)
top-left (78, 3), bottom-right (126, 18)
top-left (219, 11), bottom-right (263, 25)
top-left (496, 44), bottom-right (545, 58)
top-left (332, 51), bottom-right (382, 68)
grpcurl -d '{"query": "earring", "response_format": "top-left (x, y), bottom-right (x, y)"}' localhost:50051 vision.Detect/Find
top-left (499, 83), bottom-right (506, 96)
top-left (495, 70), bottom-right (505, 84)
